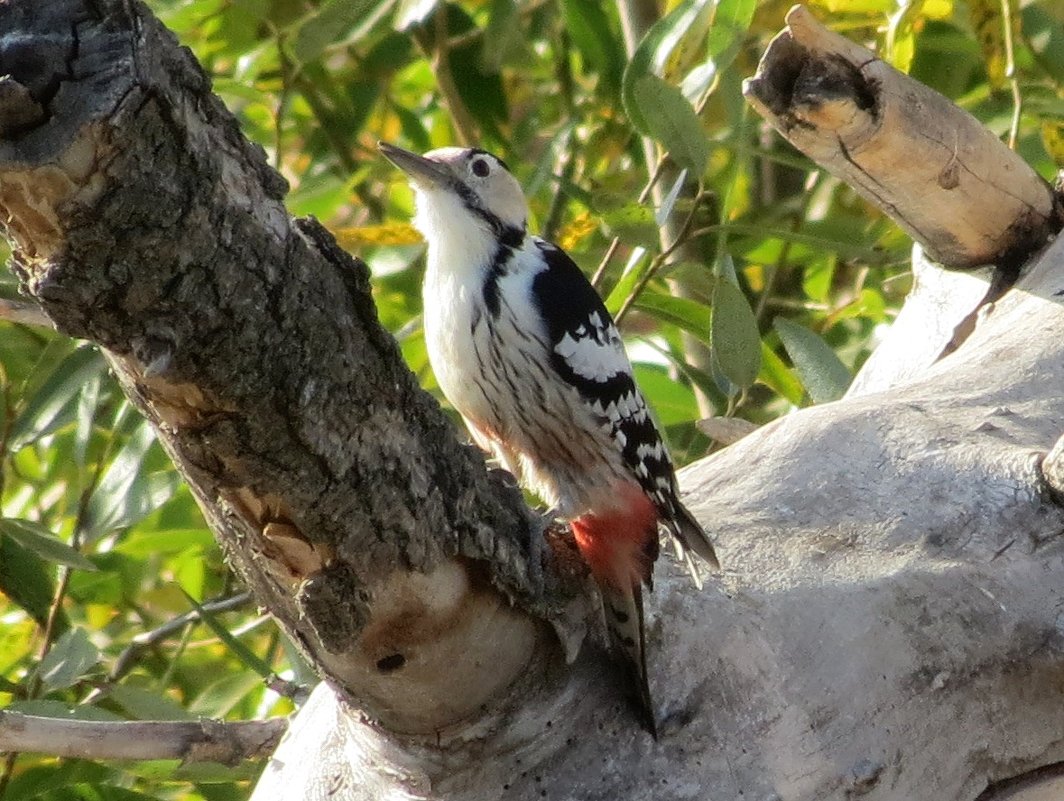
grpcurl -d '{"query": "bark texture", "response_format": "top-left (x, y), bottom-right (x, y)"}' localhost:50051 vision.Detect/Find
top-left (0, 0), bottom-right (584, 734)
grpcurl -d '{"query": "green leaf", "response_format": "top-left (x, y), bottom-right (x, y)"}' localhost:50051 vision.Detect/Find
top-left (711, 280), bottom-right (761, 388)
top-left (291, 0), bottom-right (378, 64)
top-left (622, 0), bottom-right (707, 133)
top-left (560, 0), bottom-right (625, 95)
top-left (0, 535), bottom-right (62, 629)
top-left (0, 759), bottom-right (117, 801)
top-left (180, 588), bottom-right (274, 679)
top-left (1024, 4), bottom-right (1064, 85)
top-left (630, 74), bottom-right (709, 175)
top-left (757, 341), bottom-right (804, 406)
top-left (8, 345), bottom-right (107, 451)
top-left (188, 671), bottom-right (265, 718)
top-left (443, 5), bottom-right (508, 131)
top-left (83, 420), bottom-right (180, 541)
top-left (603, 250), bottom-right (653, 315)
top-left (705, 0), bottom-right (756, 69)
top-left (0, 519), bottom-right (97, 571)
top-left (481, 0), bottom-right (526, 71)
top-left (598, 202), bottom-right (659, 248)
top-left (107, 684), bottom-right (196, 722)
top-left (632, 291), bottom-right (710, 344)
top-left (5, 699), bottom-right (122, 721)
top-left (632, 364), bottom-right (699, 428)
top-left (38, 628), bottom-right (100, 691)
top-left (773, 317), bottom-right (852, 403)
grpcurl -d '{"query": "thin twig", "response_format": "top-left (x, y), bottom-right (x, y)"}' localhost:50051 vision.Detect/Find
top-left (413, 8), bottom-right (478, 146)
top-left (615, 186), bottom-right (708, 324)
top-left (543, 31), bottom-right (578, 242)
top-left (999, 0), bottom-right (1022, 150)
top-left (106, 593), bottom-right (253, 685)
top-left (590, 153), bottom-right (669, 289)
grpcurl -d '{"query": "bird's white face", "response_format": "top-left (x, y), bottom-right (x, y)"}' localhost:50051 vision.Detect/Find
top-left (379, 143), bottom-right (528, 246)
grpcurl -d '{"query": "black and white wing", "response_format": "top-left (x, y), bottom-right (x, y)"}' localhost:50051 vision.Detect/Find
top-left (529, 238), bottom-right (718, 571)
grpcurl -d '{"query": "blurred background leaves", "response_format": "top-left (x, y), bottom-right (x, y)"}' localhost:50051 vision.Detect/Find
top-left (1, 0), bottom-right (1062, 798)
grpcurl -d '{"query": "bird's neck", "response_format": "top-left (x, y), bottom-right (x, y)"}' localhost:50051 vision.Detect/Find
top-left (419, 195), bottom-right (530, 293)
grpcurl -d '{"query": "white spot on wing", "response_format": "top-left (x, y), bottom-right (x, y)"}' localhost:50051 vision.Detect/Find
top-left (554, 329), bottom-right (630, 382)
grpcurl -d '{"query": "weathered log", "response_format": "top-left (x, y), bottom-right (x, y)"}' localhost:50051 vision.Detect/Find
top-left (253, 233), bottom-right (1064, 800)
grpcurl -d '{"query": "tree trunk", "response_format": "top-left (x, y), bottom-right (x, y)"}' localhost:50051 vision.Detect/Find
top-left (2, 2), bottom-right (1064, 800)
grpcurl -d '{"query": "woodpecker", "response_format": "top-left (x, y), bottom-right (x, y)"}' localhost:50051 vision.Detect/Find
top-left (379, 142), bottom-right (719, 734)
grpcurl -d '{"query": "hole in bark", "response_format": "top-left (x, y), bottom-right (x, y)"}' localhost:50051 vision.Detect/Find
top-left (376, 653), bottom-right (406, 672)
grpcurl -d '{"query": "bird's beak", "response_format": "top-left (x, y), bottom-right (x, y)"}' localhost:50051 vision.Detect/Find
top-left (378, 142), bottom-right (450, 189)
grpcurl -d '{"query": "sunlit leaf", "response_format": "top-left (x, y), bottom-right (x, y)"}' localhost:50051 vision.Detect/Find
top-left (82, 420), bottom-right (180, 541)
top-left (394, 0), bottom-right (438, 30)
top-left (603, 249), bottom-right (652, 315)
top-left (660, 0), bottom-right (714, 83)
top-left (38, 627), bottom-right (100, 691)
top-left (774, 317), bottom-right (851, 403)
top-left (705, 0), bottom-right (755, 73)
top-left (0, 518), bottom-right (97, 571)
top-left (633, 291), bottom-right (710, 344)
top-left (291, 0), bottom-right (378, 64)
top-left (630, 74), bottom-right (709, 175)
top-left (180, 588), bottom-right (274, 679)
top-left (711, 279), bottom-right (760, 389)
top-left (0, 535), bottom-right (61, 629)
top-left (758, 342), bottom-right (804, 406)
top-left (8, 345), bottom-right (108, 451)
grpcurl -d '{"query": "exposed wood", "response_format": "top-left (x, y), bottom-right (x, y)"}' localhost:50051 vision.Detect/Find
top-left (254, 211), bottom-right (1064, 801)
top-left (744, 5), bottom-right (1062, 270)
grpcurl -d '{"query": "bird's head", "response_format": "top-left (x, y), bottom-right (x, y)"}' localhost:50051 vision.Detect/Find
top-left (379, 143), bottom-right (527, 248)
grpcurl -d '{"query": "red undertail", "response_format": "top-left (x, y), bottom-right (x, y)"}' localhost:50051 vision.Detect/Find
top-left (570, 483), bottom-right (659, 736)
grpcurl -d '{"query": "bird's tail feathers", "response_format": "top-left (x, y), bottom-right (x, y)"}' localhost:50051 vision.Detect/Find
top-left (600, 582), bottom-right (656, 737)
top-left (669, 499), bottom-right (719, 582)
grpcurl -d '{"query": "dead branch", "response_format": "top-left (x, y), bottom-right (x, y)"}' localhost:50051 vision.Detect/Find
top-left (744, 5), bottom-right (1062, 270)
top-left (0, 711), bottom-right (286, 764)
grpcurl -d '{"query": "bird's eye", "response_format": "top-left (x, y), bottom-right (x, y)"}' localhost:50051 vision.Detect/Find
top-left (471, 159), bottom-right (490, 178)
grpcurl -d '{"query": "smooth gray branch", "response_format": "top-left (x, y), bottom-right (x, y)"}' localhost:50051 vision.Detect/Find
top-left (0, 711), bottom-right (286, 764)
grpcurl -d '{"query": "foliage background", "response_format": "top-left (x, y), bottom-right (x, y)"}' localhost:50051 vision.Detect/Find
top-left (0, 0), bottom-right (1061, 798)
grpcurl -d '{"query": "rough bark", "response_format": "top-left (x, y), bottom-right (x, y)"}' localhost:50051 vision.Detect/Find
top-left (3, 2), bottom-right (1064, 800)
top-left (0, 0), bottom-right (585, 736)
